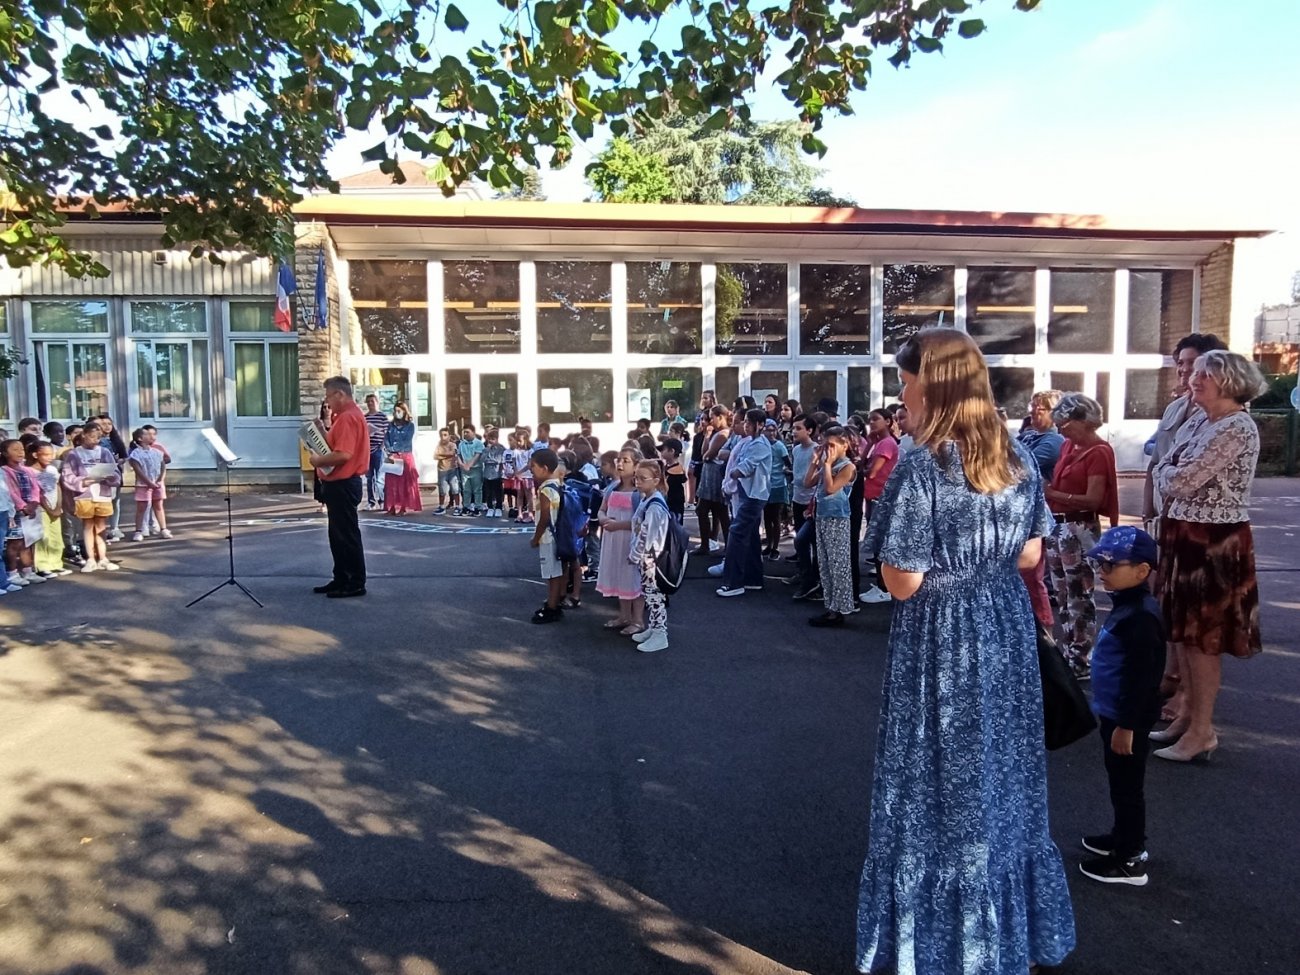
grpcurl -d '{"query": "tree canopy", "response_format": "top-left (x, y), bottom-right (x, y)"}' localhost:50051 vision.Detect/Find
top-left (586, 114), bottom-right (855, 205)
top-left (0, 0), bottom-right (1039, 277)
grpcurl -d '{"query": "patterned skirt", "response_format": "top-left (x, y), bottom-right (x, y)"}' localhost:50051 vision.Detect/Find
top-left (696, 461), bottom-right (724, 503)
top-left (1158, 518), bottom-right (1262, 658)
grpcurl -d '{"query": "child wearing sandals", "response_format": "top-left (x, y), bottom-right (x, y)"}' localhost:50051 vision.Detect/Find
top-left (596, 446), bottom-right (645, 635)
top-left (629, 459), bottom-right (671, 653)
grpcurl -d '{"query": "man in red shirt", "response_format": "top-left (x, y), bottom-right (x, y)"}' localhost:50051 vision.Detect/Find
top-left (309, 376), bottom-right (370, 597)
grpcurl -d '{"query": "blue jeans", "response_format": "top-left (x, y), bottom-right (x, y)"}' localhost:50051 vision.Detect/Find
top-left (366, 447), bottom-right (384, 505)
top-left (721, 494), bottom-right (765, 590)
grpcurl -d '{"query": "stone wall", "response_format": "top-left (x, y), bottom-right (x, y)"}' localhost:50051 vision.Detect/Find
top-left (293, 224), bottom-right (343, 414)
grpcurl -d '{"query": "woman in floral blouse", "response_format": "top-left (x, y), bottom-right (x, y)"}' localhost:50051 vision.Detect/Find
top-left (1151, 350), bottom-right (1268, 763)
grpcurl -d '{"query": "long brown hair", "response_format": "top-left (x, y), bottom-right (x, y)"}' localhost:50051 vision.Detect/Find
top-left (896, 328), bottom-right (1024, 494)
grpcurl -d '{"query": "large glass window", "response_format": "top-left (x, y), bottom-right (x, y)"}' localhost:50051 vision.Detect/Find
top-left (1128, 269), bottom-right (1194, 354)
top-left (627, 368), bottom-right (702, 426)
top-left (539, 369), bottom-right (614, 424)
top-left (847, 367), bottom-right (872, 415)
top-left (714, 366), bottom-right (740, 408)
top-left (445, 368), bottom-right (472, 431)
top-left (35, 341), bottom-right (110, 421)
top-left (444, 261), bottom-right (521, 354)
top-left (1048, 269), bottom-right (1114, 354)
top-left (131, 301), bottom-right (207, 334)
top-left (230, 302), bottom-right (278, 332)
top-left (30, 300), bottom-right (109, 334)
top-left (536, 261), bottom-right (611, 354)
top-left (799, 371), bottom-right (837, 414)
top-left (627, 261), bottom-right (702, 354)
top-left (1050, 372), bottom-right (1084, 396)
top-left (1125, 369), bottom-right (1169, 420)
top-left (988, 367), bottom-right (1034, 418)
top-left (884, 265), bottom-right (955, 353)
top-left (233, 342), bottom-right (299, 417)
top-left (130, 302), bottom-right (211, 421)
top-left (715, 263), bottom-right (788, 355)
top-left (800, 263), bottom-right (870, 354)
top-left (480, 374), bottom-right (519, 430)
top-left (350, 260), bottom-right (429, 355)
top-left (967, 268), bottom-right (1035, 355)
top-left (750, 370), bottom-right (789, 405)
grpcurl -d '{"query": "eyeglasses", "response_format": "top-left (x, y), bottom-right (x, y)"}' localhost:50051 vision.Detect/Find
top-left (1093, 559), bottom-right (1132, 572)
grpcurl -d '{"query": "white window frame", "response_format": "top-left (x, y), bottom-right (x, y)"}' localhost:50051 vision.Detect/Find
top-left (125, 299), bottom-right (212, 424)
top-left (226, 300), bottom-right (300, 424)
top-left (25, 299), bottom-right (114, 424)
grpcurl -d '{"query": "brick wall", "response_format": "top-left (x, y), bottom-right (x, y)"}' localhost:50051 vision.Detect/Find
top-left (1197, 242), bottom-right (1234, 343)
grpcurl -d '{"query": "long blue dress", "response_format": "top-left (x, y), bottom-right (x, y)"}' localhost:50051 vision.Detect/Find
top-left (857, 441), bottom-right (1075, 975)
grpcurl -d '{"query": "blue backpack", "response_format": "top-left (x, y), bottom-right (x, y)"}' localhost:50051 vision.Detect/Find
top-left (552, 478), bottom-right (591, 562)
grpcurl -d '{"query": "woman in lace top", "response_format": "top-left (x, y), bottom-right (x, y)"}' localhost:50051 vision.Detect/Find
top-left (1149, 350), bottom-right (1268, 764)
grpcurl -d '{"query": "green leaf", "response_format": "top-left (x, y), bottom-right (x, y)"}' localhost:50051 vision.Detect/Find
top-left (445, 3), bottom-right (469, 31)
top-left (957, 18), bottom-right (985, 38)
top-left (345, 98), bottom-right (371, 130)
top-left (587, 0), bottom-right (619, 36)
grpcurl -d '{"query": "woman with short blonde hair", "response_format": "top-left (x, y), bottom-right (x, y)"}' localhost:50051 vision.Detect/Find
top-left (1150, 350), bottom-right (1268, 762)
top-left (857, 328), bottom-right (1074, 974)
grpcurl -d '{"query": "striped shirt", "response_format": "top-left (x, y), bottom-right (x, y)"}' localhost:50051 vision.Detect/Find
top-left (365, 411), bottom-right (390, 451)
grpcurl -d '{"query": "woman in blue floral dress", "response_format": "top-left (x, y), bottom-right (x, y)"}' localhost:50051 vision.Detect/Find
top-left (857, 329), bottom-right (1075, 975)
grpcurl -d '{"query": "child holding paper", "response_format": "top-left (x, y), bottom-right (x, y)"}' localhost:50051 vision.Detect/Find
top-left (62, 425), bottom-right (122, 572)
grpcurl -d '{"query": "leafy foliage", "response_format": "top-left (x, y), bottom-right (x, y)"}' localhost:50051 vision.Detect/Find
top-left (587, 113), bottom-right (854, 205)
top-left (493, 165), bottom-right (548, 201)
top-left (0, 0), bottom-right (1038, 276)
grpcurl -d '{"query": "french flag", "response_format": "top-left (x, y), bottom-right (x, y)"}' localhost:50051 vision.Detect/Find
top-left (275, 263), bottom-right (297, 332)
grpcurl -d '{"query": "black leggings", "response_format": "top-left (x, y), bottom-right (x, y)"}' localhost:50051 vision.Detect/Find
top-left (763, 502), bottom-right (784, 553)
top-left (697, 499), bottom-right (730, 545)
top-left (483, 478), bottom-right (504, 510)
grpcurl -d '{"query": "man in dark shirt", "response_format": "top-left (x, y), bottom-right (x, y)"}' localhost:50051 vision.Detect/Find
top-left (310, 376), bottom-right (370, 597)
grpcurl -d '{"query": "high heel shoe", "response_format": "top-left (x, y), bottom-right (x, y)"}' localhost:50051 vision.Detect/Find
top-left (1148, 724), bottom-right (1186, 744)
top-left (1153, 738), bottom-right (1218, 763)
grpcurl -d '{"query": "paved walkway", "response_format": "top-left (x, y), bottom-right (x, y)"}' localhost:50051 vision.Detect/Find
top-left (0, 480), bottom-right (1297, 975)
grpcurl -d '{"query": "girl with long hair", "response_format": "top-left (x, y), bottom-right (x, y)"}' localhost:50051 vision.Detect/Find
top-left (694, 405), bottom-right (731, 554)
top-left (857, 328), bottom-right (1074, 975)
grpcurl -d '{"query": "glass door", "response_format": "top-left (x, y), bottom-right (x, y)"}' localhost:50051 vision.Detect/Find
top-left (34, 340), bottom-right (112, 423)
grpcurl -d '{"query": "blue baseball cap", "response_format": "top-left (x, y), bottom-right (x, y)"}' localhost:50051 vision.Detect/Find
top-left (1087, 525), bottom-right (1158, 566)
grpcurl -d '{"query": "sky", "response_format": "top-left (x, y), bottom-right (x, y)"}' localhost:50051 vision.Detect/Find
top-left (332, 0), bottom-right (1292, 305)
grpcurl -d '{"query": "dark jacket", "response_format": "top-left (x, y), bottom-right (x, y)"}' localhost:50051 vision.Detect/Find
top-left (1090, 583), bottom-right (1166, 729)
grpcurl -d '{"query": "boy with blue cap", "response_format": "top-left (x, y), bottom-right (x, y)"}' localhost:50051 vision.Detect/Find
top-left (1079, 525), bottom-right (1166, 886)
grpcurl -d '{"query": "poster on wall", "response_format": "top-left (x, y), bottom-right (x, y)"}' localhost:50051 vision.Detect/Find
top-left (541, 387), bottom-right (572, 414)
top-left (355, 385), bottom-right (400, 414)
top-left (628, 388), bottom-right (652, 420)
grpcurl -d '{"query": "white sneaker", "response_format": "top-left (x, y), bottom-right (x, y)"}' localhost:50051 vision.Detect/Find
top-left (631, 627), bottom-right (657, 643)
top-left (859, 586), bottom-right (892, 604)
top-left (707, 563), bottom-right (725, 577)
top-left (81, 562), bottom-right (99, 573)
top-left (160, 529), bottom-right (173, 539)
top-left (131, 532), bottom-right (144, 542)
top-left (22, 573), bottom-right (46, 584)
top-left (715, 586), bottom-right (745, 598)
top-left (4, 583), bottom-right (20, 592)
top-left (638, 629), bottom-right (669, 653)
top-left (8, 574), bottom-right (29, 587)
top-left (100, 560), bottom-right (120, 571)
top-left (108, 530), bottom-right (124, 541)
top-left (707, 539), bottom-right (725, 553)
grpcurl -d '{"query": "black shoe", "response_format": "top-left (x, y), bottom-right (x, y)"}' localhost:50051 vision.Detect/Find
top-left (531, 605), bottom-right (563, 624)
top-left (1079, 854), bottom-right (1148, 886)
top-left (313, 582), bottom-right (342, 594)
top-left (326, 587), bottom-right (366, 598)
top-left (792, 584), bottom-right (822, 601)
top-left (809, 611), bottom-right (845, 628)
top-left (1081, 834), bottom-right (1115, 857)
top-left (783, 553), bottom-right (800, 562)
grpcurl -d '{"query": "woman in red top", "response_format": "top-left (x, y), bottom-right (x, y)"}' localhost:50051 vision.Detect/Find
top-left (1042, 393), bottom-right (1119, 679)
top-left (858, 409), bottom-right (901, 604)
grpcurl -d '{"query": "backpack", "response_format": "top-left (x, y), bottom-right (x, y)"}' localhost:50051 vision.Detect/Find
top-left (645, 495), bottom-right (690, 594)
top-left (551, 479), bottom-right (591, 562)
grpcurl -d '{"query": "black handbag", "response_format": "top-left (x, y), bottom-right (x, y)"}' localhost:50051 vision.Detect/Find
top-left (1036, 623), bottom-right (1097, 750)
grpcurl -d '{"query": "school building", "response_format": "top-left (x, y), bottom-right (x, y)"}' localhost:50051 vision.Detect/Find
top-left (0, 193), bottom-right (1273, 481)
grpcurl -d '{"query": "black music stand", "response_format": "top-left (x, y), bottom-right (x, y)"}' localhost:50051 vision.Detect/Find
top-left (187, 429), bottom-right (263, 608)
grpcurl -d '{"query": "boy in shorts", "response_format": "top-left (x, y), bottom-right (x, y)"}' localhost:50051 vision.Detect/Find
top-left (1079, 525), bottom-right (1165, 887)
top-left (529, 449), bottom-right (565, 624)
top-left (434, 427), bottom-right (460, 515)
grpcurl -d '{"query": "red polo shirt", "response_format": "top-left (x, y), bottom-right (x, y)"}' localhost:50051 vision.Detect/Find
top-left (321, 400), bottom-right (370, 480)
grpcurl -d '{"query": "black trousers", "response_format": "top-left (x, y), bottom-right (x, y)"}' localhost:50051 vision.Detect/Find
top-left (321, 476), bottom-right (366, 590)
top-left (483, 477), bottom-right (504, 509)
top-left (1099, 716), bottom-right (1151, 858)
top-left (849, 474), bottom-right (865, 595)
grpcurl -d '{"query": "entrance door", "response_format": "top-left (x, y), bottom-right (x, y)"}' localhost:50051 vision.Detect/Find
top-left (350, 367), bottom-right (436, 479)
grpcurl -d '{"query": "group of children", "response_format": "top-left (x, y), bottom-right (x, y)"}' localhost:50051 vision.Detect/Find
top-left (0, 415), bottom-right (173, 593)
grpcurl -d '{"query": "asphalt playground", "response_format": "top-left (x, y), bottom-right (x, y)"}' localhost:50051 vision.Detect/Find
top-left (0, 479), bottom-right (1297, 975)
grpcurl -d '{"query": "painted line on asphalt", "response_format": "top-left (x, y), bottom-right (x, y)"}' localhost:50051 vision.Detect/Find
top-left (237, 517), bottom-right (535, 535)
